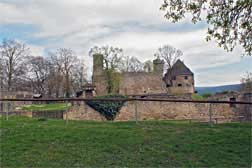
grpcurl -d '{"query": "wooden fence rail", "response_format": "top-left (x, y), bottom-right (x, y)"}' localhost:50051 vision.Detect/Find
top-left (0, 98), bottom-right (251, 105)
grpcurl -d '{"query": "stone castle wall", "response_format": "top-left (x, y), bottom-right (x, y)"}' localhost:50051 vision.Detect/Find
top-left (64, 102), bottom-right (106, 121)
top-left (119, 72), bottom-right (166, 95)
top-left (66, 101), bottom-right (241, 123)
top-left (93, 74), bottom-right (108, 96)
top-left (92, 54), bottom-right (167, 96)
top-left (92, 68), bottom-right (196, 96)
top-left (116, 101), bottom-right (235, 122)
top-left (93, 72), bottom-right (167, 96)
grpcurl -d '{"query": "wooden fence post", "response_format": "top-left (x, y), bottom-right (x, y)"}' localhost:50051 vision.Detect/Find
top-left (6, 101), bottom-right (9, 121)
top-left (65, 100), bottom-right (69, 126)
top-left (209, 103), bottom-right (213, 126)
top-left (134, 100), bottom-right (138, 123)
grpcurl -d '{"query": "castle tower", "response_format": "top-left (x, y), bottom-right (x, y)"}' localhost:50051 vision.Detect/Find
top-left (92, 54), bottom-right (108, 95)
top-left (153, 57), bottom-right (164, 74)
top-left (93, 54), bottom-right (104, 77)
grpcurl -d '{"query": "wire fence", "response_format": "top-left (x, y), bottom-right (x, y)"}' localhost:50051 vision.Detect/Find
top-left (0, 98), bottom-right (251, 126)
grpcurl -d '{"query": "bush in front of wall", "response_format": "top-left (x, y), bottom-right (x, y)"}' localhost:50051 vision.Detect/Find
top-left (202, 93), bottom-right (212, 98)
top-left (86, 94), bottom-right (127, 120)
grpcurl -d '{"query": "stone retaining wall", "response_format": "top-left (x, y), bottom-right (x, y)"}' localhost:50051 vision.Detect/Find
top-left (66, 101), bottom-right (238, 122)
top-left (64, 102), bottom-right (106, 121)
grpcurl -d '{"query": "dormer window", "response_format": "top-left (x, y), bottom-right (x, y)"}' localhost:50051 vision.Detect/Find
top-left (184, 76), bottom-right (188, 80)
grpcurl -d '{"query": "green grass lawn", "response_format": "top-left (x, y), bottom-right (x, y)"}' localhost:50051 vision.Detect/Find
top-left (191, 93), bottom-right (204, 100)
top-left (19, 103), bottom-right (70, 111)
top-left (0, 117), bottom-right (251, 167)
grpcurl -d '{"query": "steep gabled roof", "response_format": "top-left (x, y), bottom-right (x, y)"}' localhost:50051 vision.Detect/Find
top-left (168, 59), bottom-right (193, 76)
top-left (163, 59), bottom-right (193, 85)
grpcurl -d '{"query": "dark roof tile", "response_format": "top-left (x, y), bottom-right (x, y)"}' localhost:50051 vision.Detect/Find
top-left (167, 59), bottom-right (193, 76)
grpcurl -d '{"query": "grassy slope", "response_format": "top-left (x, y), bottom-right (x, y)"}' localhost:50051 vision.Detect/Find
top-left (0, 117), bottom-right (251, 168)
top-left (191, 93), bottom-right (204, 100)
top-left (20, 103), bottom-right (70, 111)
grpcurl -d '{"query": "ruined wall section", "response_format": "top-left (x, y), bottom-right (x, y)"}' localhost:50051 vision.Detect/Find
top-left (92, 54), bottom-right (168, 96)
top-left (208, 92), bottom-right (251, 121)
top-left (116, 101), bottom-right (235, 122)
top-left (68, 101), bottom-right (236, 123)
top-left (239, 92), bottom-right (252, 120)
top-left (64, 102), bottom-right (106, 121)
top-left (118, 72), bottom-right (167, 95)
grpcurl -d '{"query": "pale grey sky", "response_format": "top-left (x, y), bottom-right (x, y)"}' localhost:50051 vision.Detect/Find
top-left (0, 0), bottom-right (251, 86)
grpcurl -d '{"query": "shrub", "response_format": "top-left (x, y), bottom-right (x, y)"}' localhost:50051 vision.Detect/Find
top-left (220, 90), bottom-right (229, 94)
top-left (202, 93), bottom-right (212, 98)
top-left (191, 93), bottom-right (204, 100)
top-left (86, 94), bottom-right (127, 120)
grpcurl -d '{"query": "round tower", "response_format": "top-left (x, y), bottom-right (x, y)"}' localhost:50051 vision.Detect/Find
top-left (93, 54), bottom-right (104, 77)
top-left (153, 57), bottom-right (164, 74)
top-left (92, 54), bottom-right (108, 95)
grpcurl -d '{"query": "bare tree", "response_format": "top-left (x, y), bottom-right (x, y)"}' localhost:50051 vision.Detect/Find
top-left (26, 56), bottom-right (50, 95)
top-left (60, 49), bottom-right (78, 98)
top-left (49, 48), bottom-right (79, 98)
top-left (89, 45), bottom-right (124, 93)
top-left (71, 59), bottom-right (87, 92)
top-left (89, 45), bottom-right (124, 71)
top-left (0, 39), bottom-right (29, 91)
top-left (121, 56), bottom-right (144, 72)
top-left (155, 45), bottom-right (183, 87)
top-left (0, 56), bottom-right (5, 90)
top-left (128, 56), bottom-right (144, 72)
top-left (120, 55), bottom-right (130, 72)
top-left (241, 72), bottom-right (252, 92)
top-left (47, 52), bottom-right (63, 97)
top-left (155, 45), bottom-right (182, 70)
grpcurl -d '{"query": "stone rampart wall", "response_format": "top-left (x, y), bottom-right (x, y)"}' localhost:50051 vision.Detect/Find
top-left (64, 102), bottom-right (106, 121)
top-left (67, 101), bottom-right (239, 123)
top-left (119, 72), bottom-right (166, 95)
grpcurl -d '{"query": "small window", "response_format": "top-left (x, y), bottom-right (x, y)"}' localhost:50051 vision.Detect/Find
top-left (184, 76), bottom-right (188, 80)
top-left (172, 76), bottom-right (176, 80)
top-left (166, 84), bottom-right (171, 88)
top-left (178, 84), bottom-right (182, 87)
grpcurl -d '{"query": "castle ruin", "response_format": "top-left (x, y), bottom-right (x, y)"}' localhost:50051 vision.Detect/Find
top-left (90, 54), bottom-right (195, 97)
top-left (69, 54), bottom-right (250, 122)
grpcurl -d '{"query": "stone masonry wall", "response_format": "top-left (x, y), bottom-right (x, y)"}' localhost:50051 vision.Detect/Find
top-left (64, 102), bottom-right (106, 121)
top-left (93, 74), bottom-right (108, 96)
top-left (119, 72), bottom-right (166, 95)
top-left (67, 101), bottom-right (237, 123)
top-left (115, 101), bottom-right (235, 122)
top-left (169, 75), bottom-right (195, 94)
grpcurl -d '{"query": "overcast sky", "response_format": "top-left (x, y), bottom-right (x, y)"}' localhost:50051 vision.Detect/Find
top-left (0, 0), bottom-right (251, 86)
